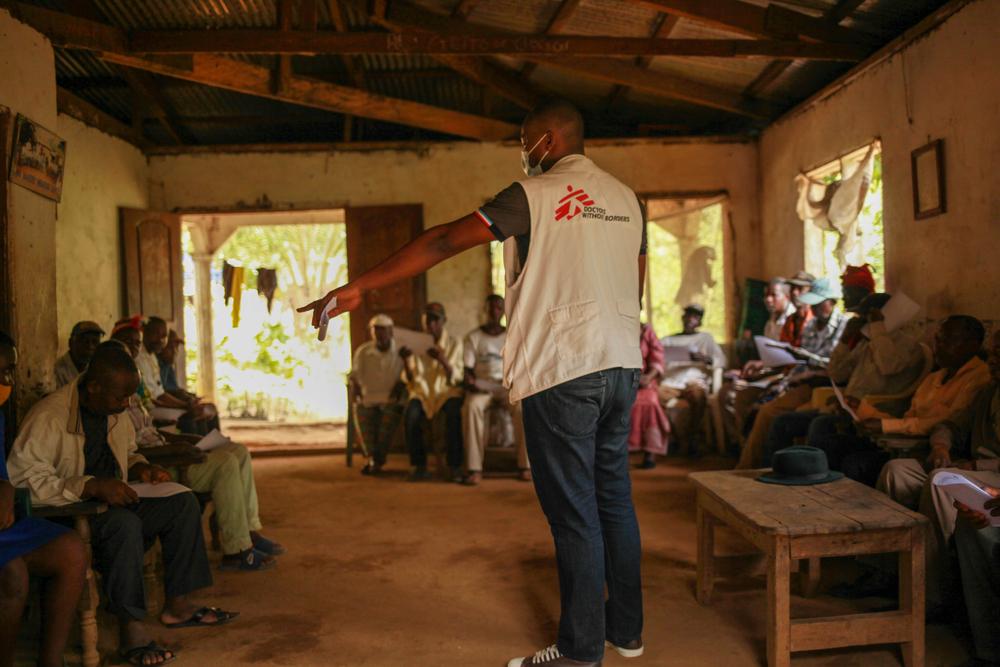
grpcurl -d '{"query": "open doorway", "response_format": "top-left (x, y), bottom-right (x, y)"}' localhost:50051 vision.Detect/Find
top-left (643, 197), bottom-right (729, 342)
top-left (181, 210), bottom-right (351, 430)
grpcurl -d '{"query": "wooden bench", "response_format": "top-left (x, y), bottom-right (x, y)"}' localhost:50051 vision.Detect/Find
top-left (689, 470), bottom-right (928, 667)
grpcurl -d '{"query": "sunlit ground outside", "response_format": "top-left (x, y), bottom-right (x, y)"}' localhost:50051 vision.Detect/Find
top-left (182, 223), bottom-right (352, 422)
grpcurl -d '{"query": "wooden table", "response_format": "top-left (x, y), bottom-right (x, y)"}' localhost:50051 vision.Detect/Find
top-left (689, 470), bottom-right (928, 667)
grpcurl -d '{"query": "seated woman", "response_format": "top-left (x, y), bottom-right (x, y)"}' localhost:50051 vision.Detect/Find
top-left (0, 332), bottom-right (88, 667)
top-left (628, 323), bottom-right (671, 469)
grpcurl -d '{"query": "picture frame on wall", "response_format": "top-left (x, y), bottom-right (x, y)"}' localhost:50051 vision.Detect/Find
top-left (911, 139), bottom-right (945, 220)
top-left (8, 114), bottom-right (67, 202)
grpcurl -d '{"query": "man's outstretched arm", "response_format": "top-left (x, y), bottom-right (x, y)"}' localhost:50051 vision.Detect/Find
top-left (298, 213), bottom-right (495, 327)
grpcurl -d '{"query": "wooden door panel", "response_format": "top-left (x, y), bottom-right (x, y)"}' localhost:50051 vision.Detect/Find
top-left (120, 208), bottom-right (183, 329)
top-left (345, 204), bottom-right (425, 353)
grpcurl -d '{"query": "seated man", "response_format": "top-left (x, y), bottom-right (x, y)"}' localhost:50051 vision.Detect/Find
top-left (780, 271), bottom-right (815, 346)
top-left (111, 326), bottom-right (283, 570)
top-left (840, 263), bottom-right (877, 311)
top-left (722, 278), bottom-right (797, 447)
top-left (403, 303), bottom-right (464, 482)
top-left (350, 314), bottom-right (407, 476)
top-left (953, 492), bottom-right (1000, 666)
top-left (764, 292), bottom-right (927, 469)
top-left (462, 294), bottom-right (529, 485)
top-left (812, 315), bottom-right (991, 486)
top-left (8, 343), bottom-right (237, 665)
top-left (53, 320), bottom-right (104, 387)
top-left (0, 331), bottom-right (87, 667)
top-left (737, 277), bottom-right (846, 468)
top-left (659, 304), bottom-right (725, 455)
top-left (877, 328), bottom-right (1000, 615)
top-left (138, 316), bottom-right (218, 436)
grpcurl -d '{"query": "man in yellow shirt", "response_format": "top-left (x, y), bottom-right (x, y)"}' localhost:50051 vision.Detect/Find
top-left (402, 303), bottom-right (464, 482)
top-left (811, 315), bottom-right (990, 486)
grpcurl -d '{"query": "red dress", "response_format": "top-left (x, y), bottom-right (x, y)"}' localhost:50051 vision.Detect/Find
top-left (628, 324), bottom-right (671, 455)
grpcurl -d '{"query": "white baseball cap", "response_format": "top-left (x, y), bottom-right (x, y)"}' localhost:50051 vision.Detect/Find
top-left (369, 314), bottom-right (394, 328)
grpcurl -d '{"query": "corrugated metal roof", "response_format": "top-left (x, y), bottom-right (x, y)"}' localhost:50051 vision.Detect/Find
top-left (37, 0), bottom-right (950, 145)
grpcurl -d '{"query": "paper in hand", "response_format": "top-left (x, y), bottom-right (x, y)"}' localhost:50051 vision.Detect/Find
top-left (318, 296), bottom-right (337, 341)
top-left (754, 336), bottom-right (799, 368)
top-left (830, 382), bottom-right (859, 421)
top-left (661, 345), bottom-right (693, 363)
top-left (394, 328), bottom-right (436, 356)
top-left (862, 291), bottom-right (920, 337)
top-left (195, 428), bottom-right (231, 452)
top-left (932, 472), bottom-right (1000, 526)
top-left (150, 407), bottom-right (186, 422)
top-left (129, 481), bottom-right (191, 499)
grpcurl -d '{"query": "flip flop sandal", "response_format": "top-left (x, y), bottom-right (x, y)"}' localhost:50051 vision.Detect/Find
top-left (163, 606), bottom-right (239, 629)
top-left (251, 535), bottom-right (287, 556)
top-left (120, 641), bottom-right (176, 665)
top-left (219, 548), bottom-right (276, 571)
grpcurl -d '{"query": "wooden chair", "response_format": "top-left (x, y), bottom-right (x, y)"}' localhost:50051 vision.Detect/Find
top-left (30, 501), bottom-right (107, 667)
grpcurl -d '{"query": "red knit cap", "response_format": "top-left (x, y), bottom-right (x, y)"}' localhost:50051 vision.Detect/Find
top-left (840, 264), bottom-right (875, 293)
top-left (111, 315), bottom-right (143, 336)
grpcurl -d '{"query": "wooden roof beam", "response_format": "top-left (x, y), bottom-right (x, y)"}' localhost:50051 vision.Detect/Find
top-left (384, 1), bottom-right (774, 119)
top-left (630, 0), bottom-right (878, 45)
top-left (57, 87), bottom-right (149, 149)
top-left (127, 30), bottom-right (868, 59)
top-left (2, 1), bottom-right (125, 51)
top-left (100, 52), bottom-right (518, 141)
top-left (118, 68), bottom-right (188, 144)
top-left (606, 13), bottom-right (680, 107)
top-left (742, 0), bottom-right (869, 98)
top-left (521, 0), bottom-right (584, 79)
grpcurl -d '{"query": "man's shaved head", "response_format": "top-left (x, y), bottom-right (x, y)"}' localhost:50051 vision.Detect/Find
top-left (80, 342), bottom-right (140, 416)
top-left (521, 99), bottom-right (585, 173)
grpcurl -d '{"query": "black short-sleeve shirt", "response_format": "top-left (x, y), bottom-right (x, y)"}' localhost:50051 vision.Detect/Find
top-left (474, 182), bottom-right (647, 266)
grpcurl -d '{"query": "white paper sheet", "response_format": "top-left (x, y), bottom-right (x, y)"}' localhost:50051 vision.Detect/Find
top-left (150, 407), bottom-right (186, 422)
top-left (394, 327), bottom-right (436, 356)
top-left (318, 296), bottom-right (337, 341)
top-left (661, 345), bottom-right (693, 363)
top-left (195, 428), bottom-right (231, 452)
top-left (830, 382), bottom-right (859, 421)
top-left (754, 336), bottom-right (799, 367)
top-left (862, 291), bottom-right (920, 337)
top-left (932, 472), bottom-right (1000, 526)
top-left (129, 481), bottom-right (191, 499)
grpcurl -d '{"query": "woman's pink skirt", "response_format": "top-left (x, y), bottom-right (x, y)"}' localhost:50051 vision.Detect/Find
top-left (628, 386), bottom-right (670, 455)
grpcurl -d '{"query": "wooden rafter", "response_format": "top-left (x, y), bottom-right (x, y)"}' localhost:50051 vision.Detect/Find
top-left (326, 0), bottom-right (364, 141)
top-left (384, 2), bottom-right (774, 119)
top-left (629, 0), bottom-right (878, 45)
top-left (56, 88), bottom-right (148, 148)
top-left (118, 68), bottom-right (187, 144)
top-left (126, 30), bottom-right (867, 59)
top-left (606, 13), bottom-right (680, 107)
top-left (742, 0), bottom-right (869, 98)
top-left (521, 0), bottom-right (584, 79)
top-left (451, 0), bottom-right (482, 19)
top-left (101, 52), bottom-right (518, 140)
top-left (6, 2), bottom-right (515, 140)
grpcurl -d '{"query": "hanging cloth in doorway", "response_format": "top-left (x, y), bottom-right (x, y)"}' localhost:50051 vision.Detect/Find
top-left (230, 266), bottom-right (245, 328)
top-left (794, 141), bottom-right (878, 268)
top-left (223, 262), bottom-right (236, 305)
top-left (256, 268), bottom-right (278, 313)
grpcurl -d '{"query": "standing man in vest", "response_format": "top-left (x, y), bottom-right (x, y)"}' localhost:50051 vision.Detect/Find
top-left (300, 100), bottom-right (646, 667)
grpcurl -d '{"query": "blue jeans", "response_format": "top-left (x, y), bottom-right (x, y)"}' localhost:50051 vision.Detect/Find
top-left (521, 368), bottom-right (643, 662)
top-left (405, 397), bottom-right (463, 469)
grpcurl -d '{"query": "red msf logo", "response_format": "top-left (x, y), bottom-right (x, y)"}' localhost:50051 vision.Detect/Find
top-left (554, 185), bottom-right (595, 221)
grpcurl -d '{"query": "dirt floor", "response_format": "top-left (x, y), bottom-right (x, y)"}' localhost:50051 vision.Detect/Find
top-left (85, 452), bottom-right (968, 666)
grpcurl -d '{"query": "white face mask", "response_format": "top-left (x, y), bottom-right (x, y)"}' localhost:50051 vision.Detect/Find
top-left (521, 133), bottom-right (550, 177)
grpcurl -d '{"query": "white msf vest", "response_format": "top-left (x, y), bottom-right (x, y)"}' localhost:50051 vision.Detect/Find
top-left (503, 154), bottom-right (643, 402)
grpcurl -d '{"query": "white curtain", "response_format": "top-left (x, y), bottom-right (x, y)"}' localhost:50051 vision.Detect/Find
top-left (794, 141), bottom-right (878, 268)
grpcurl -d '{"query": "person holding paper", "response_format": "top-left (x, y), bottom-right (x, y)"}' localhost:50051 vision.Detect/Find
top-left (350, 314), bottom-right (407, 476)
top-left (7, 343), bottom-right (237, 665)
top-left (113, 333), bottom-right (283, 571)
top-left (658, 305), bottom-right (726, 455)
top-left (53, 320), bottom-right (104, 388)
top-left (401, 303), bottom-right (465, 482)
top-left (299, 100), bottom-right (646, 667)
top-left (954, 491), bottom-right (1000, 666)
top-left (814, 315), bottom-right (991, 486)
top-left (462, 295), bottom-right (529, 485)
top-left (0, 331), bottom-right (88, 667)
top-left (157, 328), bottom-right (222, 432)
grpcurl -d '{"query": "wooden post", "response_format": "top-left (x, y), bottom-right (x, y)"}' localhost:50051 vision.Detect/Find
top-left (767, 535), bottom-right (791, 667)
top-left (696, 501), bottom-right (715, 604)
top-left (74, 515), bottom-right (101, 667)
top-left (800, 557), bottom-right (821, 597)
top-left (899, 526), bottom-right (925, 667)
top-left (191, 252), bottom-right (217, 403)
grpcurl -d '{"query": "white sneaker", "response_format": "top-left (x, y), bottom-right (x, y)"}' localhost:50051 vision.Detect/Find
top-left (507, 644), bottom-right (601, 666)
top-left (605, 639), bottom-right (644, 658)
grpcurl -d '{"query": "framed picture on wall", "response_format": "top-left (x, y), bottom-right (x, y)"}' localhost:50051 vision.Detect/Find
top-left (8, 114), bottom-right (67, 202)
top-left (911, 139), bottom-right (945, 219)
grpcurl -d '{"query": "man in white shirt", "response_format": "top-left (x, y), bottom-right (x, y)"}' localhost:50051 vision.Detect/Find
top-left (762, 278), bottom-right (796, 341)
top-left (138, 317), bottom-right (214, 435)
top-left (461, 295), bottom-right (529, 485)
top-left (349, 314), bottom-right (407, 475)
top-left (300, 99), bottom-right (645, 666)
top-left (53, 321), bottom-right (104, 388)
